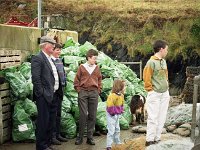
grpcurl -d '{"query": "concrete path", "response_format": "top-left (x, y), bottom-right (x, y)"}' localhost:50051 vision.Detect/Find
top-left (0, 128), bottom-right (140, 150)
top-left (0, 128), bottom-right (194, 150)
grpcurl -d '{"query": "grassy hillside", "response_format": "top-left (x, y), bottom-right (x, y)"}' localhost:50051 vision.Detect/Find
top-left (1, 1), bottom-right (200, 57)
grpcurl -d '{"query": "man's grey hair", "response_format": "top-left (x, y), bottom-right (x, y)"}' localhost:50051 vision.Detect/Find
top-left (39, 42), bottom-right (47, 49)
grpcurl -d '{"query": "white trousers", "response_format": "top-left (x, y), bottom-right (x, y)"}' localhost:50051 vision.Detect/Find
top-left (146, 90), bottom-right (170, 142)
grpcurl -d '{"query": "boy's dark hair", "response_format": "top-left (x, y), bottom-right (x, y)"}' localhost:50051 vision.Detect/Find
top-left (86, 49), bottom-right (98, 60)
top-left (54, 43), bottom-right (62, 49)
top-left (153, 40), bottom-right (168, 53)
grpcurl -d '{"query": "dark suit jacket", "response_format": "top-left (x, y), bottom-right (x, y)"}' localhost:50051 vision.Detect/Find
top-left (31, 51), bottom-right (56, 103)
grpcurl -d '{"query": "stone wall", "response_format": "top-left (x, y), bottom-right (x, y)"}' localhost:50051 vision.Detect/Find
top-left (182, 66), bottom-right (200, 103)
top-left (0, 24), bottom-right (42, 61)
top-left (0, 24), bottom-right (78, 62)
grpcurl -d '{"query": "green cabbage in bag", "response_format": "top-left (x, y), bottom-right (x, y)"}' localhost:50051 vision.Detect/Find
top-left (60, 112), bottom-right (77, 138)
top-left (12, 101), bottom-right (35, 141)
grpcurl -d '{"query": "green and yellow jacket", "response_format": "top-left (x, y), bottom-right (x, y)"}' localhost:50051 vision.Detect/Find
top-left (143, 55), bottom-right (169, 93)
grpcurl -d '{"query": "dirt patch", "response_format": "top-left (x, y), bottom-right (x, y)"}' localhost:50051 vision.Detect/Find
top-left (112, 133), bottom-right (189, 150)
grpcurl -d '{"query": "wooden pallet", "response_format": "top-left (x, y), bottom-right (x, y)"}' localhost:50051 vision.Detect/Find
top-left (0, 49), bottom-right (23, 144)
top-left (0, 49), bottom-right (21, 70)
top-left (0, 83), bottom-right (12, 144)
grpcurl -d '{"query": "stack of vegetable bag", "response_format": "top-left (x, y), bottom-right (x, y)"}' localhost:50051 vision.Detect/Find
top-left (3, 62), bottom-right (37, 142)
top-left (3, 38), bottom-right (147, 140)
top-left (60, 95), bottom-right (77, 138)
top-left (12, 98), bottom-right (37, 141)
top-left (4, 63), bottom-right (32, 101)
top-left (60, 38), bottom-right (146, 134)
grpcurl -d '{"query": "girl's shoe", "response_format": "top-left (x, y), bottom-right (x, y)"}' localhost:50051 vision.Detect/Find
top-left (106, 147), bottom-right (111, 150)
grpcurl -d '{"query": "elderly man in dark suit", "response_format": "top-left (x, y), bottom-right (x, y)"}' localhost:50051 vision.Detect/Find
top-left (31, 36), bottom-right (60, 150)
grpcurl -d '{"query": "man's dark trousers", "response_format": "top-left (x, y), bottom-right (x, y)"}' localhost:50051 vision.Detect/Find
top-left (52, 93), bottom-right (62, 138)
top-left (35, 93), bottom-right (57, 150)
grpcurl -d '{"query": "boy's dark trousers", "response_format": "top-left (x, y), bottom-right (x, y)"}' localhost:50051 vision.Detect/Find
top-left (52, 92), bottom-right (62, 138)
top-left (78, 90), bottom-right (99, 139)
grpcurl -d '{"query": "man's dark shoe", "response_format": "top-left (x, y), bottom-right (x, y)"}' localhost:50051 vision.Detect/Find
top-left (44, 148), bottom-right (51, 150)
top-left (49, 146), bottom-right (58, 150)
top-left (75, 137), bottom-right (83, 145)
top-left (52, 138), bottom-right (62, 145)
top-left (57, 135), bottom-right (68, 142)
top-left (145, 141), bottom-right (155, 146)
top-left (86, 138), bottom-right (95, 145)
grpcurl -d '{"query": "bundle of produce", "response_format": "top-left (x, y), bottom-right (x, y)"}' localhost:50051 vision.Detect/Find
top-left (12, 100), bottom-right (36, 141)
top-left (60, 39), bottom-right (146, 132)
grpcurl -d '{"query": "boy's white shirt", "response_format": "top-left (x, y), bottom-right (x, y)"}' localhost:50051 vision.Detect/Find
top-left (83, 62), bottom-right (96, 75)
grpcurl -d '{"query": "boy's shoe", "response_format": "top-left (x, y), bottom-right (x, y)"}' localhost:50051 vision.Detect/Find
top-left (52, 138), bottom-right (62, 145)
top-left (101, 130), bottom-right (107, 135)
top-left (154, 140), bottom-right (161, 144)
top-left (57, 135), bottom-right (68, 142)
top-left (106, 147), bottom-right (111, 150)
top-left (93, 131), bottom-right (101, 136)
top-left (86, 138), bottom-right (95, 145)
top-left (145, 141), bottom-right (155, 146)
top-left (75, 137), bottom-right (83, 145)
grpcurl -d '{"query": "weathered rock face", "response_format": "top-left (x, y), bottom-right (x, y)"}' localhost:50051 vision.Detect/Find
top-left (91, 36), bottom-right (200, 96)
top-left (53, 14), bottom-right (200, 95)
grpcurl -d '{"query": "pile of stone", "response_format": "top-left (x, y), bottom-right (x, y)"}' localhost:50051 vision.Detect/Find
top-left (165, 103), bottom-right (200, 137)
top-left (166, 123), bottom-right (191, 137)
top-left (132, 103), bottom-right (200, 137)
top-left (182, 66), bottom-right (200, 103)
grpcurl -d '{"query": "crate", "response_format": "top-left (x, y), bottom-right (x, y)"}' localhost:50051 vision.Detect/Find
top-left (0, 82), bottom-right (12, 144)
top-left (0, 49), bottom-right (22, 144)
top-left (0, 48), bottom-right (21, 70)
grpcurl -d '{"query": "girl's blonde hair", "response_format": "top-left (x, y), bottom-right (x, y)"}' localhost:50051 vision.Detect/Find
top-left (112, 79), bottom-right (125, 94)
